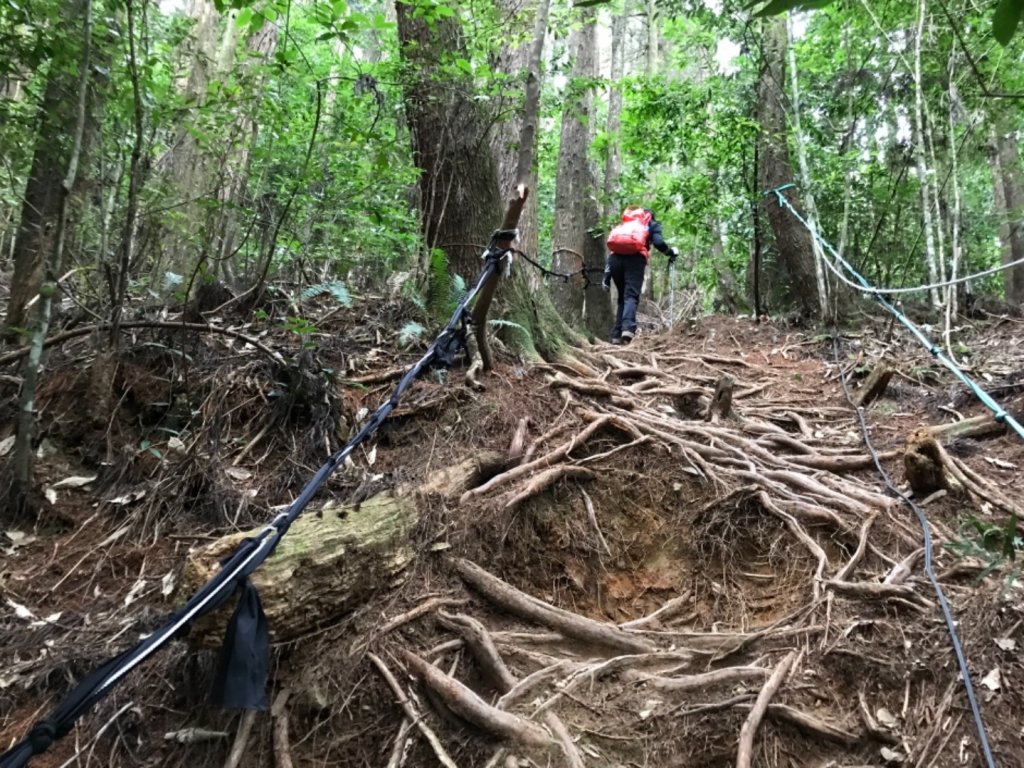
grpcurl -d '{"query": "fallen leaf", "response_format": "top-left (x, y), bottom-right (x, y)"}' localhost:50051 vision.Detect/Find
top-left (161, 570), bottom-right (177, 598)
top-left (984, 456), bottom-right (1017, 470)
top-left (995, 638), bottom-right (1017, 652)
top-left (43, 488), bottom-right (57, 505)
top-left (981, 667), bottom-right (1001, 691)
top-left (6, 598), bottom-right (36, 621)
top-left (880, 746), bottom-right (905, 763)
top-left (108, 489), bottom-right (146, 505)
top-left (876, 707), bottom-right (898, 728)
top-left (0, 435), bottom-right (14, 457)
top-left (225, 467), bottom-right (252, 481)
top-left (366, 445), bottom-right (377, 466)
top-left (124, 579), bottom-right (147, 607)
top-left (51, 475), bottom-right (98, 490)
top-left (167, 436), bottom-right (187, 454)
top-left (4, 530), bottom-right (36, 548)
top-left (30, 612), bottom-right (62, 628)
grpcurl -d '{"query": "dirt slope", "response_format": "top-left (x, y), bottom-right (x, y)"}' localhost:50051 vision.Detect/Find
top-left (2, 309), bottom-right (1024, 768)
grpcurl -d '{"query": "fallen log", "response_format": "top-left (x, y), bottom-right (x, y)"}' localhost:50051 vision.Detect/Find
top-left (180, 454), bottom-right (502, 645)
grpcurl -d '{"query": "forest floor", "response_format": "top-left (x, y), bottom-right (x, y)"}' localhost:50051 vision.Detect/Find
top-left (2, 296), bottom-right (1024, 768)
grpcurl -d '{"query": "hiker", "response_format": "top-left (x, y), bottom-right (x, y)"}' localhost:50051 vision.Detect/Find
top-left (602, 206), bottom-right (679, 344)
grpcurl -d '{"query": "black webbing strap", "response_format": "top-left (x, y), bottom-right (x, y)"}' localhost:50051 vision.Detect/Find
top-left (0, 238), bottom-right (510, 768)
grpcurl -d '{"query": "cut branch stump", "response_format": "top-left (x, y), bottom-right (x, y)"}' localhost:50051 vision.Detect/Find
top-left (854, 359), bottom-right (894, 407)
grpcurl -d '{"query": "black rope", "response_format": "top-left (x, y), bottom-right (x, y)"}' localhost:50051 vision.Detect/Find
top-left (512, 248), bottom-right (604, 289)
top-left (831, 334), bottom-right (997, 768)
top-left (0, 235), bottom-right (513, 768)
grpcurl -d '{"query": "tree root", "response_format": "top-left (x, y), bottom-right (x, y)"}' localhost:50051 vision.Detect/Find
top-left (502, 465), bottom-right (595, 511)
top-left (400, 650), bottom-right (555, 749)
top-left (736, 651), bottom-right (798, 768)
top-left (368, 652), bottom-right (459, 768)
top-left (453, 557), bottom-right (656, 654)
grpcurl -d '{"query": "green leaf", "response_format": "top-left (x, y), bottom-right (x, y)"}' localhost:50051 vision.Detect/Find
top-left (993, 0), bottom-right (1023, 45)
top-left (573, 0), bottom-right (611, 7)
top-left (235, 7), bottom-right (253, 27)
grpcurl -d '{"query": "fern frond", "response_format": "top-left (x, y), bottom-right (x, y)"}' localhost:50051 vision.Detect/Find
top-left (301, 281), bottom-right (352, 306)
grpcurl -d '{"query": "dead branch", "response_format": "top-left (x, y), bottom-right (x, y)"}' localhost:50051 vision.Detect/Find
top-left (346, 366), bottom-right (406, 385)
top-left (223, 711), bottom-right (258, 768)
top-left (857, 689), bottom-right (900, 745)
top-left (579, 489), bottom-right (612, 557)
top-left (522, 420), bottom-right (572, 464)
top-left (503, 465), bottom-right (596, 511)
top-left (883, 548), bottom-right (924, 585)
top-left (399, 650), bottom-right (554, 749)
top-left (453, 557), bottom-right (655, 654)
top-left (619, 590), bottom-right (692, 629)
top-left (385, 720), bottom-right (414, 768)
top-left (367, 652), bottom-right (459, 768)
top-left (508, 417), bottom-right (529, 462)
top-left (736, 651), bottom-right (798, 768)
top-left (271, 689), bottom-right (294, 768)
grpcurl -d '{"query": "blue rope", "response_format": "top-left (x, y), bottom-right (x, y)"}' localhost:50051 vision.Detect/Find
top-left (766, 184), bottom-right (999, 768)
top-left (767, 185), bottom-right (1024, 443)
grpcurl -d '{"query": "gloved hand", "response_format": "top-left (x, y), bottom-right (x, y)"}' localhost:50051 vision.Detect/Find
top-left (602, 272), bottom-right (611, 292)
top-left (667, 247), bottom-right (679, 267)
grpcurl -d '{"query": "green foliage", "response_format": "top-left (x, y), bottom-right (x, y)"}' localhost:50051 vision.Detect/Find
top-left (301, 281), bottom-right (352, 307)
top-left (397, 321), bottom-right (426, 347)
top-left (949, 513), bottom-right (1021, 590)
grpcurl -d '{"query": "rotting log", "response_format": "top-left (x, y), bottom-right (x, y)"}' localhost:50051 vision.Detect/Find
top-left (180, 454), bottom-right (502, 645)
top-left (181, 492), bottom-right (418, 646)
top-left (854, 359), bottom-right (893, 407)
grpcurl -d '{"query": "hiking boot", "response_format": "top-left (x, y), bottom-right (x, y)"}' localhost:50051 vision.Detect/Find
top-left (610, 337), bottom-right (623, 346)
top-left (621, 330), bottom-right (635, 344)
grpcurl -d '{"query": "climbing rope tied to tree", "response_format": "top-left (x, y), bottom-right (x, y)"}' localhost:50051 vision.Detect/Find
top-left (0, 190), bottom-right (530, 768)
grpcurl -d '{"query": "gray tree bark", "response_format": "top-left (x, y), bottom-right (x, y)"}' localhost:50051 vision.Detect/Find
top-left (4, 0), bottom-right (94, 337)
top-left (753, 17), bottom-right (820, 318)
top-left (996, 130), bottom-right (1024, 304)
top-left (550, 13), bottom-right (598, 327)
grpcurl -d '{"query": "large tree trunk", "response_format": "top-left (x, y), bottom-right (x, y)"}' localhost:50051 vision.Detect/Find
top-left (912, 0), bottom-right (941, 308)
top-left (3, 0), bottom-right (92, 337)
top-left (399, 0), bottom-right (573, 360)
top-left (996, 130), bottom-right (1024, 305)
top-left (550, 16), bottom-right (598, 327)
top-left (396, 3), bottom-right (504, 287)
top-left (753, 17), bottom-right (820, 318)
top-left (603, 11), bottom-right (626, 219)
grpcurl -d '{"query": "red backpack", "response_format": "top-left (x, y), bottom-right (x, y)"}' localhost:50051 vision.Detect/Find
top-left (606, 208), bottom-right (653, 258)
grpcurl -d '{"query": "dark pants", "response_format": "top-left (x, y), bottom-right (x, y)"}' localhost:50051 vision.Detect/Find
top-left (609, 253), bottom-right (647, 339)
